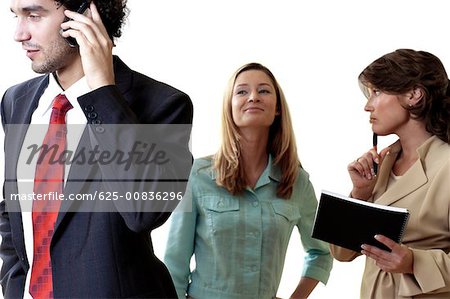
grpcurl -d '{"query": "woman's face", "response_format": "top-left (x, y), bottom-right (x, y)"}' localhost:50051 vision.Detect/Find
top-left (364, 86), bottom-right (410, 135)
top-left (231, 70), bottom-right (278, 130)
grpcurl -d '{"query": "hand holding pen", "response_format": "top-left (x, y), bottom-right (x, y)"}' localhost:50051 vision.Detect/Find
top-left (347, 133), bottom-right (381, 200)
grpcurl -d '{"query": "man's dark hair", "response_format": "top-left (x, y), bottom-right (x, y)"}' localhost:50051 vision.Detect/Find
top-left (56, 0), bottom-right (128, 40)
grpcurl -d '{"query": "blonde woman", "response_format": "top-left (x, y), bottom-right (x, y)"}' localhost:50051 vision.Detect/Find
top-left (164, 63), bottom-right (332, 299)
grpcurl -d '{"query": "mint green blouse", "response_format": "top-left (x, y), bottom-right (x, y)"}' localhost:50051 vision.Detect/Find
top-left (164, 156), bottom-right (332, 299)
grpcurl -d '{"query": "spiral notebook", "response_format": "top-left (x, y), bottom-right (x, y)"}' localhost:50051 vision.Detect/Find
top-left (312, 190), bottom-right (410, 252)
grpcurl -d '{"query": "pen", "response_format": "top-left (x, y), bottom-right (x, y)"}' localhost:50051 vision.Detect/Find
top-left (373, 133), bottom-right (378, 175)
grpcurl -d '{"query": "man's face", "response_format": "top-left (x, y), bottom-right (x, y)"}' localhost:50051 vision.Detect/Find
top-left (10, 0), bottom-right (77, 74)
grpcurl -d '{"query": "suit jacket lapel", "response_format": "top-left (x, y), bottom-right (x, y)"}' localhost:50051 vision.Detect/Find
top-left (6, 75), bottom-right (49, 182)
top-left (5, 75), bottom-right (49, 267)
top-left (373, 139), bottom-right (428, 206)
top-left (7, 75), bottom-right (49, 125)
top-left (6, 74), bottom-right (49, 192)
top-left (376, 161), bottom-right (427, 206)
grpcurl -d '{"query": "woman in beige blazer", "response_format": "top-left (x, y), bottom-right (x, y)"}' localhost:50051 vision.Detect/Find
top-left (330, 49), bottom-right (450, 298)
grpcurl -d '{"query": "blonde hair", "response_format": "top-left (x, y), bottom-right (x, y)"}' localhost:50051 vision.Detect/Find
top-left (214, 63), bottom-right (300, 199)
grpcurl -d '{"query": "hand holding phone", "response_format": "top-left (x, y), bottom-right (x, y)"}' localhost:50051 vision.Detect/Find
top-left (62, 1), bottom-right (91, 47)
top-left (60, 1), bottom-right (115, 90)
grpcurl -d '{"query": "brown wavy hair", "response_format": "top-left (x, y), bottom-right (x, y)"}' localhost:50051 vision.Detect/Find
top-left (358, 49), bottom-right (450, 143)
top-left (56, 0), bottom-right (128, 40)
top-left (213, 63), bottom-right (301, 199)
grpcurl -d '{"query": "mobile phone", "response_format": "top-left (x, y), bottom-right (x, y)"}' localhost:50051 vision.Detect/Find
top-left (62, 1), bottom-right (91, 47)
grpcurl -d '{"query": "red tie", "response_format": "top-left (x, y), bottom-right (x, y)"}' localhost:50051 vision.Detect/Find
top-left (30, 94), bottom-right (73, 299)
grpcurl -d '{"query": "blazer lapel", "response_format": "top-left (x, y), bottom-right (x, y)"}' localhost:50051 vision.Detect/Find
top-left (6, 75), bottom-right (49, 183)
top-left (376, 161), bottom-right (427, 206)
top-left (373, 140), bottom-right (428, 207)
top-left (5, 75), bottom-right (49, 195)
top-left (4, 75), bottom-right (49, 267)
top-left (7, 75), bottom-right (49, 125)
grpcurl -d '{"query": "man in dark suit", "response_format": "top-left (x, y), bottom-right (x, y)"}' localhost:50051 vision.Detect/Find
top-left (1, 0), bottom-right (192, 298)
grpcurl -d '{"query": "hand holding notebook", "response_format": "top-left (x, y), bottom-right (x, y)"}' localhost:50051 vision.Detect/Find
top-left (312, 190), bottom-right (410, 252)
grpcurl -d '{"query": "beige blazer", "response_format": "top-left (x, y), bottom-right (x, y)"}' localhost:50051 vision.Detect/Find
top-left (330, 136), bottom-right (450, 299)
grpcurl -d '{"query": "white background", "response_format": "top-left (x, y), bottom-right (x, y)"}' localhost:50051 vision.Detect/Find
top-left (1, 0), bottom-right (450, 298)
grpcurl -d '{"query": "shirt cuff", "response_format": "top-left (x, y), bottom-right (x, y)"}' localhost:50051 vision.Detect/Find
top-left (302, 264), bottom-right (332, 285)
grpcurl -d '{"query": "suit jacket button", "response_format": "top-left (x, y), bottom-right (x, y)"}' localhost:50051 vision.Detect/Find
top-left (92, 119), bottom-right (102, 125)
top-left (87, 112), bottom-right (98, 119)
top-left (95, 126), bottom-right (105, 133)
top-left (84, 105), bottom-right (95, 112)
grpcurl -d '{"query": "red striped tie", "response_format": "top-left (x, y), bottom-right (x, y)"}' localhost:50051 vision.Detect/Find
top-left (30, 94), bottom-right (73, 299)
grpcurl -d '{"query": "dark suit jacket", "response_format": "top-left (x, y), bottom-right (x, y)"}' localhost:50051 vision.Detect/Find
top-left (0, 56), bottom-right (193, 298)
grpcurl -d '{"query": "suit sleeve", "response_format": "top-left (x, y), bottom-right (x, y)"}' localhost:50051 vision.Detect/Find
top-left (397, 248), bottom-right (450, 296)
top-left (0, 91), bottom-right (26, 298)
top-left (398, 160), bottom-right (450, 297)
top-left (0, 201), bottom-right (26, 298)
top-left (75, 84), bottom-right (193, 232)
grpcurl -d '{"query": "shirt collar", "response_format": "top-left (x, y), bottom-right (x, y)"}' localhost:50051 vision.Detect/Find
top-left (268, 155), bottom-right (282, 182)
top-left (210, 154), bottom-right (282, 184)
top-left (44, 73), bottom-right (90, 110)
top-left (59, 74), bottom-right (90, 113)
top-left (416, 135), bottom-right (439, 159)
top-left (255, 155), bottom-right (282, 188)
top-left (386, 135), bottom-right (439, 160)
top-left (39, 73), bottom-right (64, 116)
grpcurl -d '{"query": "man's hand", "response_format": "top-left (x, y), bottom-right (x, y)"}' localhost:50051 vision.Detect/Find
top-left (61, 2), bottom-right (115, 90)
